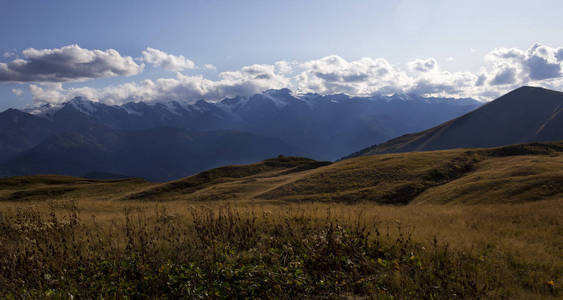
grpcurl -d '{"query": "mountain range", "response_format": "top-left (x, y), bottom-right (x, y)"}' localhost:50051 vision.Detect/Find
top-left (0, 89), bottom-right (480, 180)
top-left (346, 86), bottom-right (563, 157)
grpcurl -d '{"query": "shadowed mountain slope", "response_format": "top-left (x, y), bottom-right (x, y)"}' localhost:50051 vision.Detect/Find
top-left (346, 86), bottom-right (563, 156)
top-left (1, 126), bottom-right (306, 182)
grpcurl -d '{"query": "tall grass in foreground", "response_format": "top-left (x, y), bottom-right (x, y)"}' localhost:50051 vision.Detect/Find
top-left (0, 200), bottom-right (559, 299)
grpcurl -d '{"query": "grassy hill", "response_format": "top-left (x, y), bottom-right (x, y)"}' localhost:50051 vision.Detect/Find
top-left (260, 141), bottom-right (563, 204)
top-left (2, 140), bottom-right (561, 204)
top-left (0, 175), bottom-right (149, 202)
top-left (0, 141), bottom-right (561, 298)
top-left (124, 139), bottom-right (561, 204)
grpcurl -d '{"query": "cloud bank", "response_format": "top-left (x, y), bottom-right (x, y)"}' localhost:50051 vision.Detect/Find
top-left (2, 43), bottom-right (562, 105)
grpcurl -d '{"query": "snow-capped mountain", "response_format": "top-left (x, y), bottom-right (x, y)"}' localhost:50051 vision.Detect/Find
top-left (11, 89), bottom-right (482, 161)
top-left (0, 89), bottom-right (483, 180)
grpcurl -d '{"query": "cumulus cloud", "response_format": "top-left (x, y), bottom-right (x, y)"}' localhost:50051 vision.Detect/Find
top-left (11, 88), bottom-right (23, 96)
top-left (20, 42), bottom-right (563, 106)
top-left (407, 58), bottom-right (438, 73)
top-left (274, 61), bottom-right (293, 74)
top-left (29, 63), bottom-right (290, 105)
top-left (0, 45), bottom-right (143, 83)
top-left (556, 48), bottom-right (563, 62)
top-left (404, 64), bottom-right (480, 98)
top-left (475, 74), bottom-right (487, 86)
top-left (29, 83), bottom-right (66, 103)
top-left (484, 43), bottom-right (562, 85)
top-left (524, 44), bottom-right (561, 80)
top-left (296, 55), bottom-right (407, 96)
top-left (489, 66), bottom-right (518, 85)
top-left (140, 48), bottom-right (195, 71)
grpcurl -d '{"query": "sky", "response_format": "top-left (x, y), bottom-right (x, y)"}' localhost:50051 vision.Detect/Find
top-left (1, 0), bottom-right (563, 110)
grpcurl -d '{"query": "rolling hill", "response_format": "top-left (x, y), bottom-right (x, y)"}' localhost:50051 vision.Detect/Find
top-left (345, 86), bottom-right (563, 157)
top-left (2, 141), bottom-right (561, 204)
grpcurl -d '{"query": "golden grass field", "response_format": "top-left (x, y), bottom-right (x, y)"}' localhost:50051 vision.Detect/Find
top-left (0, 141), bottom-right (561, 298)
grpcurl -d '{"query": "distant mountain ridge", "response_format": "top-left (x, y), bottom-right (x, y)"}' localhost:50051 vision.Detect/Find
top-left (3, 126), bottom-right (304, 181)
top-left (346, 86), bottom-right (563, 157)
top-left (0, 89), bottom-right (481, 180)
top-left (19, 89), bottom-right (481, 160)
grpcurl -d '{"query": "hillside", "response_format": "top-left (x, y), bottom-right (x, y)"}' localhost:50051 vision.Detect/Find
top-left (0, 175), bottom-right (149, 202)
top-left (347, 86), bottom-right (563, 156)
top-left (3, 141), bottom-right (561, 204)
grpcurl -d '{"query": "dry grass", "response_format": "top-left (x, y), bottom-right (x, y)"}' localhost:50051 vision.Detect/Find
top-left (0, 175), bottom-right (150, 202)
top-left (0, 142), bottom-right (561, 298)
top-left (414, 154), bottom-right (563, 204)
top-left (0, 198), bottom-right (561, 298)
top-left (1, 142), bottom-right (561, 205)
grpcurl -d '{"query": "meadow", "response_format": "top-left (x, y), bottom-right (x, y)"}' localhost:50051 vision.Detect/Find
top-left (0, 198), bottom-right (560, 299)
top-left (0, 142), bottom-right (561, 298)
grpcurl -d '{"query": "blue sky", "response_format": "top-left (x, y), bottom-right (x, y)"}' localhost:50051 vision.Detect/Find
top-left (1, 0), bottom-right (563, 110)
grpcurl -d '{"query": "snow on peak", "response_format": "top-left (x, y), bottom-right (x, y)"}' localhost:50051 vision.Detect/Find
top-left (67, 97), bottom-right (99, 115)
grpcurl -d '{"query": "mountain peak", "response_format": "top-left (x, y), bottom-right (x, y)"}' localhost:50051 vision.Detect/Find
top-left (0, 108), bottom-right (31, 119)
top-left (349, 86), bottom-right (563, 156)
top-left (63, 97), bottom-right (101, 116)
top-left (508, 85), bottom-right (559, 96)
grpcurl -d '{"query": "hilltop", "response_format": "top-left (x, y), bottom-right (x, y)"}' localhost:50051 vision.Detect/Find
top-left (2, 140), bottom-right (561, 204)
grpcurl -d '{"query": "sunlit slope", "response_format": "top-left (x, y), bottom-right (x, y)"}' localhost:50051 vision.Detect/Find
top-left (259, 141), bottom-right (563, 204)
top-left (413, 153), bottom-right (563, 204)
top-left (123, 141), bottom-right (562, 204)
top-left (125, 157), bottom-right (331, 201)
top-left (1, 141), bottom-right (561, 204)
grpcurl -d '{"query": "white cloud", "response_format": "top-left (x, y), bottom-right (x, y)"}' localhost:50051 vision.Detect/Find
top-left (29, 83), bottom-right (66, 103)
top-left (556, 48), bottom-right (563, 62)
top-left (203, 64), bottom-right (216, 70)
top-left (140, 48), bottom-right (195, 71)
top-left (0, 44), bottom-right (143, 83)
top-left (3, 51), bottom-right (16, 58)
top-left (11, 88), bottom-right (23, 96)
top-left (29, 63), bottom-right (290, 105)
top-left (407, 58), bottom-right (438, 73)
top-left (483, 43), bottom-right (562, 85)
top-left (274, 61), bottom-right (293, 74)
top-left (524, 43), bottom-right (561, 80)
top-left (296, 55), bottom-right (407, 96)
top-left (22, 42), bottom-right (563, 106)
top-left (475, 74), bottom-right (487, 86)
top-left (446, 57), bottom-right (454, 62)
top-left (489, 66), bottom-right (518, 85)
